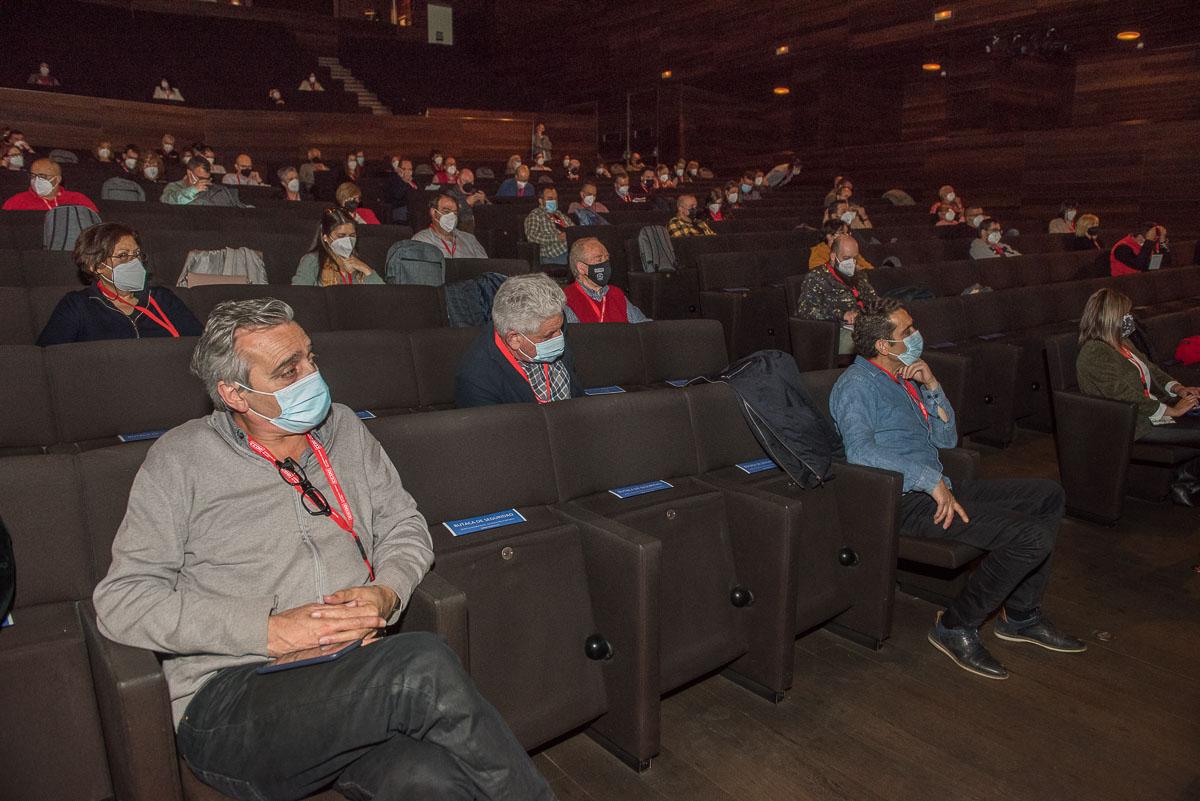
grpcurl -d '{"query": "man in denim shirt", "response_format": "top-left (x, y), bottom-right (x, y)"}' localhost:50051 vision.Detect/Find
top-left (831, 299), bottom-right (1085, 679)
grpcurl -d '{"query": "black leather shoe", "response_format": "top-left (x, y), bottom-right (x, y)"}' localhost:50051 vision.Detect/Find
top-left (994, 609), bottom-right (1088, 653)
top-left (927, 611), bottom-right (1010, 679)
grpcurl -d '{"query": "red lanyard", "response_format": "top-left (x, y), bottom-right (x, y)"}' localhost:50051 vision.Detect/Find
top-left (579, 288), bottom-right (607, 322)
top-left (869, 360), bottom-right (930, 424)
top-left (247, 433), bottom-right (374, 581)
top-left (1119, 347), bottom-right (1152, 398)
top-left (431, 226), bottom-right (457, 256)
top-left (494, 330), bottom-right (553, 403)
top-left (827, 264), bottom-right (862, 307)
top-left (98, 284), bottom-right (180, 337)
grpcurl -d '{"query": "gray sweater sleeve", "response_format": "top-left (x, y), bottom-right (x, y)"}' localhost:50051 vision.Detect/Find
top-left (93, 445), bottom-right (277, 657)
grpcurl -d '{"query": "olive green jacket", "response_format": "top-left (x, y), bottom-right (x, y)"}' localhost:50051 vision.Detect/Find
top-left (1076, 339), bottom-right (1179, 440)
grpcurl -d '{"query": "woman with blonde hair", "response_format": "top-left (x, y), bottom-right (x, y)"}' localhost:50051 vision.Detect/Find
top-left (1076, 287), bottom-right (1200, 444)
top-left (291, 208), bottom-right (383, 286)
top-left (1074, 213), bottom-right (1102, 251)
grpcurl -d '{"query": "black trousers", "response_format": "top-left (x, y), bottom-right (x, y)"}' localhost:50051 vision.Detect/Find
top-left (899, 478), bottom-right (1064, 628)
top-left (176, 632), bottom-right (556, 801)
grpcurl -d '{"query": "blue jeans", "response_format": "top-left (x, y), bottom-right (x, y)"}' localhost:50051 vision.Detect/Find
top-left (541, 251), bottom-right (569, 266)
top-left (176, 632), bottom-right (555, 801)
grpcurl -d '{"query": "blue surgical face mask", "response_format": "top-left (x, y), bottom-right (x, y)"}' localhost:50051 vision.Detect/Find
top-left (544, 199), bottom-right (558, 213)
top-left (521, 332), bottom-right (565, 363)
top-left (887, 330), bottom-right (924, 366)
top-left (238, 370), bottom-right (331, 433)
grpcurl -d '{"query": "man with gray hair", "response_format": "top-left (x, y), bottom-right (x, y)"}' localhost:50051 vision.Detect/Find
top-left (455, 273), bottom-right (583, 407)
top-left (94, 298), bottom-right (557, 801)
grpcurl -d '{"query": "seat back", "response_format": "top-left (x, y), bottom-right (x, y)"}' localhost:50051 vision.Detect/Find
top-left (684, 382), bottom-right (768, 471)
top-left (565, 322), bottom-right (646, 388)
top-left (77, 441), bottom-right (155, 581)
top-left (639, 319), bottom-right (729, 383)
top-left (311, 330), bottom-right (419, 416)
top-left (181, 284), bottom-right (333, 332)
top-left (544, 390), bottom-right (699, 500)
top-left (409, 326), bottom-right (480, 408)
top-left (20, 250), bottom-right (81, 287)
top-left (45, 338), bottom-right (210, 445)
top-left (326, 285), bottom-right (446, 331)
top-left (1044, 331), bottom-right (1082, 392)
top-left (0, 345), bottom-right (56, 452)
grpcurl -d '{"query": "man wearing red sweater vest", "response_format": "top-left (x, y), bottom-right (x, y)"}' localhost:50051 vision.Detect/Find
top-left (2, 158), bottom-right (98, 212)
top-left (562, 238), bottom-right (650, 324)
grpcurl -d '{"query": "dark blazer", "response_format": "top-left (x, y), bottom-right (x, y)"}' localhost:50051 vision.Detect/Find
top-left (455, 323), bottom-right (582, 408)
top-left (1076, 339), bottom-right (1178, 440)
top-left (36, 284), bottom-right (203, 346)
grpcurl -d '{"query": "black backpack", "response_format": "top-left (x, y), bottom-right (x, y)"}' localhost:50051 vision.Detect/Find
top-left (0, 518), bottom-right (14, 623)
top-left (710, 350), bottom-right (845, 488)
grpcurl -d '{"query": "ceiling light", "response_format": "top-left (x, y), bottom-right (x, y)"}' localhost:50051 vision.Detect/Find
top-left (1116, 31), bottom-right (1141, 41)
top-left (660, 70), bottom-right (673, 79)
top-left (772, 86), bottom-right (790, 95)
top-left (775, 45), bottom-right (790, 56)
top-left (922, 62), bottom-right (942, 71)
top-left (933, 9), bottom-right (952, 21)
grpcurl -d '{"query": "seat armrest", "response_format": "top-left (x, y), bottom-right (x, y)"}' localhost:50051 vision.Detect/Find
top-left (938, 447), bottom-right (980, 484)
top-left (788, 317), bottom-right (839, 372)
top-left (399, 572), bottom-right (469, 669)
top-left (699, 291), bottom-right (740, 359)
top-left (923, 351), bottom-right (969, 435)
top-left (553, 503), bottom-right (662, 765)
top-left (80, 601), bottom-right (183, 801)
top-left (1051, 389), bottom-right (1137, 524)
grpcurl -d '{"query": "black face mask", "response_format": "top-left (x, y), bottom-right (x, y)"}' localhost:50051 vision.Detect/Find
top-left (1120, 313), bottom-right (1136, 339)
top-left (587, 260), bottom-right (611, 287)
top-left (239, 168), bottom-right (251, 177)
top-left (461, 183), bottom-right (475, 194)
top-left (344, 199), bottom-right (359, 211)
top-left (311, 157), bottom-right (323, 164)
top-left (1087, 227), bottom-right (1100, 237)
top-left (687, 206), bottom-right (699, 219)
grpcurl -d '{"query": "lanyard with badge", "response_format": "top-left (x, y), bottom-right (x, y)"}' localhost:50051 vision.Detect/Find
top-left (247, 433), bottom-right (375, 581)
top-left (579, 289), bottom-right (607, 322)
top-left (494, 330), bottom-right (553, 403)
top-left (868, 360), bottom-right (930, 426)
top-left (432, 225), bottom-right (457, 256)
top-left (1118, 347), bottom-right (1152, 398)
top-left (827, 264), bottom-right (863, 308)
top-left (97, 283), bottom-right (181, 337)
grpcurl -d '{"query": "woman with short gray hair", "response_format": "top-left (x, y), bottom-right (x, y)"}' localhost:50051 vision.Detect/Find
top-left (455, 273), bottom-right (582, 407)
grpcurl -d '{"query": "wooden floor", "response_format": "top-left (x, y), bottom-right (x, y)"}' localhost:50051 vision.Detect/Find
top-left (531, 430), bottom-right (1200, 801)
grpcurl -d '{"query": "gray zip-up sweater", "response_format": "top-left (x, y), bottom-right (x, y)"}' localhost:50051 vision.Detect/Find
top-left (93, 404), bottom-right (434, 727)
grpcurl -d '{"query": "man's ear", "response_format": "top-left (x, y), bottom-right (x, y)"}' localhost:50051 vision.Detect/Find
top-left (217, 381), bottom-right (250, 413)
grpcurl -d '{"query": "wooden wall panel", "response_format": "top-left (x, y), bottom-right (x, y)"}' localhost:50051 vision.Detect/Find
top-left (1073, 49), bottom-right (1200, 126)
top-left (0, 88), bottom-right (595, 163)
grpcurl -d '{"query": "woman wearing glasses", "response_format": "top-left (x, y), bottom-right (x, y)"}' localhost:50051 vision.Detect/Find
top-left (36, 222), bottom-right (202, 345)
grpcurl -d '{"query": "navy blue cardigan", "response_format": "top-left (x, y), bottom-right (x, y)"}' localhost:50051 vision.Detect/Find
top-left (36, 284), bottom-right (203, 346)
top-left (454, 323), bottom-right (582, 408)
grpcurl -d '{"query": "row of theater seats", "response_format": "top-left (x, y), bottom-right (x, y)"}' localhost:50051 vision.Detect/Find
top-left (0, 320), bottom-right (729, 453)
top-left (0, 372), bottom-right (982, 801)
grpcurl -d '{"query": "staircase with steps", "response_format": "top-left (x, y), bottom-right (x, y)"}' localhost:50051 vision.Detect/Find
top-left (317, 56), bottom-right (391, 116)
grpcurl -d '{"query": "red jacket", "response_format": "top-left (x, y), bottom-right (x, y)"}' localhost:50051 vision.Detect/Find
top-left (3, 187), bottom-right (98, 212)
top-left (564, 282), bottom-right (629, 323)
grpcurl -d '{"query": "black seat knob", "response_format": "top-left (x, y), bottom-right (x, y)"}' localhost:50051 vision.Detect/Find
top-left (838, 547), bottom-right (860, 566)
top-left (730, 585), bottom-right (754, 607)
top-left (585, 634), bottom-right (613, 661)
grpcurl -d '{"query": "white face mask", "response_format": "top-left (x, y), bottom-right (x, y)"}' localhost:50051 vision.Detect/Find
top-left (9, 155), bottom-right (24, 169)
top-left (124, 157), bottom-right (138, 170)
top-left (708, 202), bottom-right (721, 214)
top-left (437, 211), bottom-right (458, 232)
top-left (754, 177), bottom-right (763, 186)
top-left (987, 231), bottom-right (1002, 245)
top-left (659, 174), bottom-right (669, 183)
top-left (945, 192), bottom-right (956, 202)
top-left (162, 143), bottom-right (173, 153)
top-left (563, 159), bottom-right (571, 168)
top-left (583, 194), bottom-right (595, 207)
top-left (1065, 209), bottom-right (1076, 221)
top-left (391, 159), bottom-right (400, 170)
top-left (433, 156), bottom-right (443, 166)
top-left (446, 164), bottom-right (457, 175)
top-left (98, 148), bottom-right (111, 159)
top-left (516, 180), bottom-right (527, 189)
top-left (676, 168), bottom-right (684, 176)
top-left (329, 235), bottom-right (356, 259)
top-left (39, 66), bottom-right (50, 76)
top-left (536, 157), bottom-right (545, 165)
top-left (840, 211), bottom-right (856, 225)
top-left (689, 168), bottom-right (698, 176)
top-left (286, 178), bottom-right (300, 193)
top-left (347, 160), bottom-right (357, 170)
top-left (971, 215), bottom-right (983, 227)
top-left (616, 185), bottom-right (629, 196)
top-left (144, 167), bottom-right (159, 180)
top-left (835, 258), bottom-right (856, 277)
top-left (356, 156), bottom-right (365, 166)
top-left (32, 176), bottom-right (55, 196)
top-left (161, 81), bottom-right (170, 89)
top-left (944, 210), bottom-right (956, 221)
top-left (727, 193), bottom-right (739, 204)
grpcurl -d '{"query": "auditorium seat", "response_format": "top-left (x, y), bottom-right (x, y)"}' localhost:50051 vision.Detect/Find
top-left (0, 251), bottom-right (22, 287)
top-left (325, 285), bottom-right (446, 332)
top-left (409, 326), bottom-right (479, 409)
top-left (0, 287), bottom-right (37, 344)
top-left (310, 330), bottom-right (420, 418)
top-left (638, 319), bottom-right (729, 383)
top-left (566, 323), bottom-right (646, 390)
top-left (545, 389), bottom-right (794, 765)
top-left (444, 257), bottom-right (530, 283)
top-left (0, 345), bottom-right (57, 454)
top-left (1044, 331), bottom-right (1200, 524)
top-left (371, 406), bottom-right (614, 751)
top-left (0, 456), bottom-right (113, 801)
top-left (19, 249), bottom-right (81, 287)
top-left (44, 337), bottom-right (210, 449)
top-left (181, 284), bottom-right (334, 332)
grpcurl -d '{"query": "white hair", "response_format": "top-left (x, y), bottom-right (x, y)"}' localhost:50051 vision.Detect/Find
top-left (191, 298), bottom-right (295, 409)
top-left (491, 273), bottom-right (565, 336)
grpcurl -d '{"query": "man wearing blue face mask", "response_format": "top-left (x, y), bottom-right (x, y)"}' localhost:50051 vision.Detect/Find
top-left (94, 298), bottom-right (557, 801)
top-left (523, 186), bottom-right (574, 266)
top-left (456, 273), bottom-right (583, 407)
top-left (831, 299), bottom-right (1084, 680)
